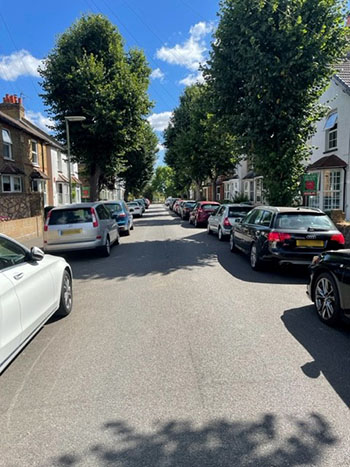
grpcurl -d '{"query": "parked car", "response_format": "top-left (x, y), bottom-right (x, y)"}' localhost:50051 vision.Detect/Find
top-left (173, 199), bottom-right (183, 215)
top-left (180, 201), bottom-right (197, 220)
top-left (307, 250), bottom-right (350, 325)
top-left (103, 201), bottom-right (133, 236)
top-left (189, 201), bottom-right (221, 227)
top-left (43, 203), bottom-right (119, 257)
top-left (127, 201), bottom-right (143, 218)
top-left (169, 198), bottom-right (179, 210)
top-left (0, 233), bottom-right (73, 374)
top-left (207, 204), bottom-right (253, 241)
top-left (165, 197), bottom-right (172, 207)
top-left (143, 198), bottom-right (151, 209)
top-left (134, 199), bottom-right (146, 213)
top-left (230, 206), bottom-right (345, 270)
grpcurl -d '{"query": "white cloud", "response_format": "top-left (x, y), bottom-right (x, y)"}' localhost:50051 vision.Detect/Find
top-left (157, 143), bottom-right (165, 151)
top-left (0, 50), bottom-right (42, 81)
top-left (151, 68), bottom-right (165, 81)
top-left (179, 71), bottom-right (205, 86)
top-left (148, 111), bottom-right (172, 132)
top-left (156, 21), bottom-right (214, 72)
top-left (26, 110), bottom-right (53, 132)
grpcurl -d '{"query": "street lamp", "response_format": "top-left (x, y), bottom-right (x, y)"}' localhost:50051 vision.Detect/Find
top-left (65, 116), bottom-right (86, 203)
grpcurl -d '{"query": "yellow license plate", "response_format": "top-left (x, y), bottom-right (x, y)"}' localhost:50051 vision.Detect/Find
top-left (296, 240), bottom-right (324, 247)
top-left (61, 229), bottom-right (82, 236)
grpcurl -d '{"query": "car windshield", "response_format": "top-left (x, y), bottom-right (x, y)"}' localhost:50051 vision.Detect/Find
top-left (128, 203), bottom-right (138, 207)
top-left (49, 208), bottom-right (93, 225)
top-left (105, 204), bottom-right (122, 214)
top-left (185, 202), bottom-right (196, 207)
top-left (228, 207), bottom-right (252, 217)
top-left (202, 204), bottom-right (219, 211)
top-left (275, 213), bottom-right (335, 231)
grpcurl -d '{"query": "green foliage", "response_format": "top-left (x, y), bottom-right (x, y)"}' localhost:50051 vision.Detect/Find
top-left (205, 0), bottom-right (348, 205)
top-left (164, 84), bottom-right (239, 195)
top-left (232, 192), bottom-right (250, 203)
top-left (40, 14), bottom-right (153, 200)
top-left (151, 166), bottom-right (177, 198)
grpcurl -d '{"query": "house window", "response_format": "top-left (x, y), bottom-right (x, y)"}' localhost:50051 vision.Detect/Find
top-left (216, 186), bottom-right (221, 201)
top-left (324, 112), bottom-right (338, 151)
top-left (31, 140), bottom-right (38, 165)
top-left (255, 178), bottom-right (263, 203)
top-left (2, 175), bottom-right (22, 193)
top-left (244, 181), bottom-right (254, 202)
top-left (323, 170), bottom-right (341, 210)
top-left (32, 179), bottom-right (48, 205)
top-left (57, 152), bottom-right (62, 172)
top-left (2, 129), bottom-right (12, 160)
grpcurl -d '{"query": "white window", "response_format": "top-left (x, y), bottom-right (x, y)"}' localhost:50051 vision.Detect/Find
top-left (32, 179), bottom-right (48, 205)
top-left (324, 112), bottom-right (338, 151)
top-left (244, 180), bottom-right (254, 202)
top-left (216, 186), bottom-right (221, 201)
top-left (57, 152), bottom-right (62, 172)
top-left (255, 178), bottom-right (263, 203)
top-left (2, 175), bottom-right (22, 193)
top-left (2, 129), bottom-right (12, 160)
top-left (31, 140), bottom-right (38, 165)
top-left (323, 170), bottom-right (341, 210)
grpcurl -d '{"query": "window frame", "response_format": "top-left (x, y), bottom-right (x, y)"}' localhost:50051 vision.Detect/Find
top-left (31, 140), bottom-right (39, 165)
top-left (2, 128), bottom-right (13, 160)
top-left (324, 112), bottom-right (338, 151)
top-left (1, 175), bottom-right (22, 193)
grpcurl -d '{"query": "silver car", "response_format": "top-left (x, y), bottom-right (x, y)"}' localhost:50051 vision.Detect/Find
top-left (207, 204), bottom-right (252, 241)
top-left (43, 202), bottom-right (119, 256)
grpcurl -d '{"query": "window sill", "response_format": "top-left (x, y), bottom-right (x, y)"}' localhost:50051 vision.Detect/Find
top-left (3, 157), bottom-right (14, 161)
top-left (323, 148), bottom-right (338, 154)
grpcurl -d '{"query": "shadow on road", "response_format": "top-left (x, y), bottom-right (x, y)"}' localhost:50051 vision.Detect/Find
top-left (282, 305), bottom-right (350, 407)
top-left (52, 414), bottom-right (337, 466)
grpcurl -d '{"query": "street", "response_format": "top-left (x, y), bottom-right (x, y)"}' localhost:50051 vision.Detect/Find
top-left (1, 204), bottom-right (350, 466)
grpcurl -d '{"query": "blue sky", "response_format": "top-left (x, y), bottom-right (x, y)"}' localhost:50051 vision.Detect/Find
top-left (0, 0), bottom-right (220, 164)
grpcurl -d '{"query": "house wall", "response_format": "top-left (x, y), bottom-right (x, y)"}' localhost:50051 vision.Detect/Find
top-left (0, 215), bottom-right (43, 240)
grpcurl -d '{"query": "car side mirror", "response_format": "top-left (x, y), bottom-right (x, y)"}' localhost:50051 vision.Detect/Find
top-left (30, 246), bottom-right (44, 262)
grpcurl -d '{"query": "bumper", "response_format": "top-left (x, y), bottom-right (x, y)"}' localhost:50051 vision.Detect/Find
top-left (264, 249), bottom-right (319, 266)
top-left (118, 223), bottom-right (128, 231)
top-left (44, 238), bottom-right (104, 253)
top-left (222, 227), bottom-right (232, 236)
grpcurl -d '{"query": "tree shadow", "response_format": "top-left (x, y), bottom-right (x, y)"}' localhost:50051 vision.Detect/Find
top-left (282, 305), bottom-right (350, 407)
top-left (52, 414), bottom-right (337, 466)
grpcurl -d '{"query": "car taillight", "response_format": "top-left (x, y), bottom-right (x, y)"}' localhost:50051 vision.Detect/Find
top-left (91, 207), bottom-right (99, 228)
top-left (44, 210), bottom-right (52, 232)
top-left (330, 233), bottom-right (345, 245)
top-left (197, 208), bottom-right (203, 213)
top-left (118, 213), bottom-right (126, 218)
top-left (268, 232), bottom-right (291, 242)
top-left (223, 217), bottom-right (231, 227)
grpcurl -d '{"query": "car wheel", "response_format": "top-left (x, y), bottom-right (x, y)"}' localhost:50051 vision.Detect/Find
top-left (207, 223), bottom-right (212, 235)
top-left (230, 232), bottom-right (237, 252)
top-left (250, 242), bottom-right (262, 270)
top-left (130, 224), bottom-right (134, 230)
top-left (314, 272), bottom-right (342, 325)
top-left (101, 236), bottom-right (111, 257)
top-left (57, 270), bottom-right (73, 317)
top-left (194, 218), bottom-right (199, 228)
top-left (125, 226), bottom-right (131, 236)
top-left (218, 227), bottom-right (225, 241)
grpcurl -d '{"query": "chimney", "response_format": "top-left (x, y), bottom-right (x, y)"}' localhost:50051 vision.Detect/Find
top-left (0, 94), bottom-right (25, 120)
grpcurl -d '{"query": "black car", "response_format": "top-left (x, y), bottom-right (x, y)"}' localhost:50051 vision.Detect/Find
top-left (230, 206), bottom-right (345, 270)
top-left (307, 250), bottom-right (350, 325)
top-left (181, 200), bottom-right (196, 220)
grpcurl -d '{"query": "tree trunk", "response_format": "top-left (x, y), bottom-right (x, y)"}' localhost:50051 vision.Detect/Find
top-left (194, 181), bottom-right (201, 200)
top-left (212, 177), bottom-right (217, 202)
top-left (89, 166), bottom-right (101, 202)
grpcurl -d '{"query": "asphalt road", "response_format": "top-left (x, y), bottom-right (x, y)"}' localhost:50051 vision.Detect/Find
top-left (1, 204), bottom-right (350, 467)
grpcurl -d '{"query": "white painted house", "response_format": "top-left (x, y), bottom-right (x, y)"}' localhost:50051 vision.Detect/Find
top-left (49, 145), bottom-right (81, 206)
top-left (306, 60), bottom-right (350, 218)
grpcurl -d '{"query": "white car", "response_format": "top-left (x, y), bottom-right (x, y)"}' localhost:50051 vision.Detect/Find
top-left (127, 202), bottom-right (143, 218)
top-left (0, 234), bottom-right (73, 374)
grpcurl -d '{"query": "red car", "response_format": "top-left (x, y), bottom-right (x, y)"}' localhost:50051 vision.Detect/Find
top-left (189, 201), bottom-right (220, 227)
top-left (173, 199), bottom-right (183, 215)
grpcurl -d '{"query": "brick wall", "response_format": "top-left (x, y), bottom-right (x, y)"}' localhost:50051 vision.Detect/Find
top-left (0, 215), bottom-right (43, 240)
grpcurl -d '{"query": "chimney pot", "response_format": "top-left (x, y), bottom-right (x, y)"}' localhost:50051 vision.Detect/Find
top-left (18, 97), bottom-right (22, 105)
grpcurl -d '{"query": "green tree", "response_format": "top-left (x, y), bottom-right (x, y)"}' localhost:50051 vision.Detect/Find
top-left (164, 84), bottom-right (238, 199)
top-left (122, 121), bottom-right (158, 200)
top-left (204, 0), bottom-right (348, 205)
top-left (151, 166), bottom-right (177, 199)
top-left (40, 14), bottom-right (153, 201)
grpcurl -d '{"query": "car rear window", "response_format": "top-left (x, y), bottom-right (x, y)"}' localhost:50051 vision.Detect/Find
top-left (202, 204), bottom-right (219, 211)
top-left (275, 213), bottom-right (335, 231)
top-left (228, 206), bottom-right (251, 217)
top-left (105, 204), bottom-right (122, 213)
top-left (185, 202), bottom-right (196, 207)
top-left (127, 203), bottom-right (138, 207)
top-left (49, 208), bottom-right (93, 225)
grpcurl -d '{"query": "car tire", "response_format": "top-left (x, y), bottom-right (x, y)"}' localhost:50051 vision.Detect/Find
top-left (250, 242), bottom-right (262, 270)
top-left (230, 232), bottom-right (237, 252)
top-left (56, 270), bottom-right (73, 317)
top-left (125, 226), bottom-right (131, 236)
top-left (194, 218), bottom-right (199, 228)
top-left (130, 224), bottom-right (134, 230)
top-left (207, 223), bottom-right (212, 235)
top-left (313, 272), bottom-right (342, 325)
top-left (218, 227), bottom-right (225, 241)
top-left (101, 236), bottom-right (111, 257)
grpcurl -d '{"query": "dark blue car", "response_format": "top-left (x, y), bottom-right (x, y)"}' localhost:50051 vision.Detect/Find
top-left (103, 201), bottom-right (134, 236)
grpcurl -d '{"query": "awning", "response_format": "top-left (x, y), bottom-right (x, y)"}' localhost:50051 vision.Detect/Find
top-left (57, 173), bottom-right (69, 183)
top-left (30, 169), bottom-right (49, 180)
top-left (71, 176), bottom-right (82, 184)
top-left (0, 164), bottom-right (24, 175)
top-left (308, 155), bottom-right (347, 170)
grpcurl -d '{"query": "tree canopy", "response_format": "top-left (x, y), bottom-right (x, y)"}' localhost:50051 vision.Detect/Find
top-left (40, 14), bottom-right (154, 201)
top-left (204, 0), bottom-right (348, 205)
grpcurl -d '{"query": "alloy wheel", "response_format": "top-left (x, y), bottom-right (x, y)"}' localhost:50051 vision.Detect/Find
top-left (315, 277), bottom-right (336, 320)
top-left (63, 273), bottom-right (72, 311)
top-left (250, 244), bottom-right (257, 268)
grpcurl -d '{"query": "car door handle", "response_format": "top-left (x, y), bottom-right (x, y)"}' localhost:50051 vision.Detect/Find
top-left (13, 272), bottom-right (24, 280)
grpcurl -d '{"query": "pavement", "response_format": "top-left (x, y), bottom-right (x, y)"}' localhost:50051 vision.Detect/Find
top-left (1, 204), bottom-right (350, 466)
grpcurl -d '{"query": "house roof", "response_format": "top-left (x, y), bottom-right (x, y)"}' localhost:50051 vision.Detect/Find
top-left (334, 60), bottom-right (350, 93)
top-left (30, 168), bottom-right (49, 180)
top-left (0, 163), bottom-right (25, 175)
top-left (308, 154), bottom-right (347, 170)
top-left (243, 170), bottom-right (257, 180)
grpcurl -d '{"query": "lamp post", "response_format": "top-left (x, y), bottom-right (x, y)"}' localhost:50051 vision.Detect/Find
top-left (65, 116), bottom-right (86, 204)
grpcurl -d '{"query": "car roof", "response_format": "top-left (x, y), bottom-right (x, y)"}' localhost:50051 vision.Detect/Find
top-left (50, 202), bottom-right (103, 211)
top-left (224, 204), bottom-right (253, 208)
top-left (199, 201), bottom-right (220, 204)
top-left (253, 206), bottom-right (324, 214)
